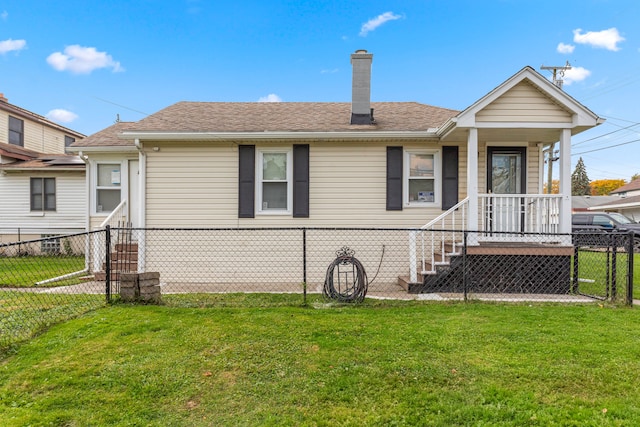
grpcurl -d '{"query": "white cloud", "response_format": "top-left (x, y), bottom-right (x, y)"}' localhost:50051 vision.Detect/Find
top-left (321, 68), bottom-right (339, 74)
top-left (573, 28), bottom-right (624, 51)
top-left (1, 11), bottom-right (8, 20)
top-left (45, 109), bottom-right (78, 123)
top-left (557, 42), bottom-right (575, 54)
top-left (359, 12), bottom-right (401, 37)
top-left (562, 66), bottom-right (591, 85)
top-left (258, 94), bottom-right (282, 102)
top-left (0, 38), bottom-right (26, 54)
top-left (46, 45), bottom-right (123, 74)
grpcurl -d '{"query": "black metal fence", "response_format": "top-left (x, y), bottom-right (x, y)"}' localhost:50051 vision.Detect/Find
top-left (1, 227), bottom-right (635, 353)
top-left (0, 231), bottom-right (107, 353)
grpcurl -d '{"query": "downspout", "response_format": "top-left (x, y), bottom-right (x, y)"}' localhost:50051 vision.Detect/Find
top-left (79, 151), bottom-right (91, 273)
top-left (134, 138), bottom-right (145, 228)
top-left (79, 151), bottom-right (90, 233)
top-left (134, 138), bottom-right (146, 272)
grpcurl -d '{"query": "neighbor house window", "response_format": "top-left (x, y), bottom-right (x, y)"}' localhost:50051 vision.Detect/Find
top-left (405, 151), bottom-right (440, 205)
top-left (9, 116), bottom-right (24, 146)
top-left (64, 136), bottom-right (75, 153)
top-left (257, 149), bottom-right (291, 214)
top-left (96, 163), bottom-right (121, 213)
top-left (30, 178), bottom-right (56, 211)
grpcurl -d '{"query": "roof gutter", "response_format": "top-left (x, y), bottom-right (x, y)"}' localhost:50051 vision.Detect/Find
top-left (587, 200), bottom-right (640, 210)
top-left (67, 146), bottom-right (139, 153)
top-left (435, 117), bottom-right (458, 139)
top-left (119, 130), bottom-right (441, 141)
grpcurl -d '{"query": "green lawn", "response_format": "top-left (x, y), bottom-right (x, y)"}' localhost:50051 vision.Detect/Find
top-left (575, 249), bottom-right (639, 300)
top-left (2, 299), bottom-right (640, 426)
top-left (0, 255), bottom-right (86, 288)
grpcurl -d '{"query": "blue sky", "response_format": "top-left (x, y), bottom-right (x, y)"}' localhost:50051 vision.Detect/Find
top-left (1, 0), bottom-right (639, 181)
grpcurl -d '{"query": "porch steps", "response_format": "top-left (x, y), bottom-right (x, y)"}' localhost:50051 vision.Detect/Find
top-left (400, 239), bottom-right (464, 294)
top-left (95, 243), bottom-right (138, 282)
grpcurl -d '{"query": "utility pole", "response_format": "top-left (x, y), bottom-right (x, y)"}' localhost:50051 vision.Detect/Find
top-left (540, 61), bottom-right (572, 89)
top-left (540, 62), bottom-right (571, 192)
top-left (545, 145), bottom-right (559, 193)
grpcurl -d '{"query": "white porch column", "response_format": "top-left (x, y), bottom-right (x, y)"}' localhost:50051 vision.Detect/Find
top-left (558, 128), bottom-right (572, 234)
top-left (467, 128), bottom-right (479, 231)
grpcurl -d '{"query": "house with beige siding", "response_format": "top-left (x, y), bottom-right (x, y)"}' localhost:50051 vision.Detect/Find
top-left (70, 50), bottom-right (603, 290)
top-left (0, 94), bottom-right (86, 246)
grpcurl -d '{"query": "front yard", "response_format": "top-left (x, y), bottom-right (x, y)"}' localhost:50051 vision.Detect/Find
top-left (2, 300), bottom-right (640, 426)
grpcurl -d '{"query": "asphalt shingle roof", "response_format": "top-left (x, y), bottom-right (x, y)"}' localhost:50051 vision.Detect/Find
top-left (74, 102), bottom-right (459, 147)
top-left (610, 178), bottom-right (640, 194)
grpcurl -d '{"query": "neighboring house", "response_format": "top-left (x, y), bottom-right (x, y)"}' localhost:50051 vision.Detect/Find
top-left (70, 50), bottom-right (604, 289)
top-left (589, 178), bottom-right (640, 220)
top-left (572, 195), bottom-right (618, 213)
top-left (0, 94), bottom-right (86, 245)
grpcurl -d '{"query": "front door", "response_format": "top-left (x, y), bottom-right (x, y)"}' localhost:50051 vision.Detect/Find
top-left (487, 147), bottom-right (526, 232)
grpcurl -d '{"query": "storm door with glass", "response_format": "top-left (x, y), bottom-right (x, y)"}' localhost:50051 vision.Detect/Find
top-left (486, 147), bottom-right (526, 233)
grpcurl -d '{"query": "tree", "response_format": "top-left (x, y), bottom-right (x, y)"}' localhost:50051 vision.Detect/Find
top-left (543, 179), bottom-right (560, 194)
top-left (590, 179), bottom-right (627, 196)
top-left (631, 173), bottom-right (640, 182)
top-left (571, 157), bottom-right (591, 195)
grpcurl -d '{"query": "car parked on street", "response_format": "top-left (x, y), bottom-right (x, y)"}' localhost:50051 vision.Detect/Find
top-left (572, 211), bottom-right (640, 252)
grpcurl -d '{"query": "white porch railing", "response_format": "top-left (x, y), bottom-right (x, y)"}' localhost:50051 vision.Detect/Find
top-left (100, 199), bottom-right (127, 229)
top-left (409, 198), bottom-right (469, 282)
top-left (410, 194), bottom-right (565, 283)
top-left (93, 200), bottom-right (128, 272)
top-left (478, 194), bottom-right (561, 240)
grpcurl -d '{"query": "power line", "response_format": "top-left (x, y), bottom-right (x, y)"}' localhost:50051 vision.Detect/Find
top-left (573, 138), bottom-right (640, 156)
top-left (572, 121), bottom-right (640, 146)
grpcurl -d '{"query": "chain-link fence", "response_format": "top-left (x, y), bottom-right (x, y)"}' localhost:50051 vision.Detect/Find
top-left (105, 227), bottom-right (634, 305)
top-left (0, 231), bottom-right (107, 353)
top-left (2, 227), bottom-right (635, 353)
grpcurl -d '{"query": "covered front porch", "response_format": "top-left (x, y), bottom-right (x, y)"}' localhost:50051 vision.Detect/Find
top-left (407, 67), bottom-right (604, 285)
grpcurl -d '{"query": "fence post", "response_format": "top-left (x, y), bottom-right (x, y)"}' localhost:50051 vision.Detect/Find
top-left (303, 228), bottom-right (307, 305)
top-left (627, 230), bottom-right (634, 307)
top-left (463, 231), bottom-right (468, 302)
top-left (572, 244), bottom-right (579, 294)
top-left (105, 225), bottom-right (111, 303)
top-left (611, 234), bottom-right (617, 301)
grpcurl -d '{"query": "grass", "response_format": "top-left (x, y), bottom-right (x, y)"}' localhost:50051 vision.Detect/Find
top-left (2, 297), bottom-right (640, 426)
top-left (0, 291), bottom-right (105, 352)
top-left (0, 255), bottom-right (86, 288)
top-left (575, 249), bottom-right (639, 299)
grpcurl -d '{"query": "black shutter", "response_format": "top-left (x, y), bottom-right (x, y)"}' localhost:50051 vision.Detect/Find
top-left (441, 146), bottom-right (459, 210)
top-left (386, 146), bottom-right (403, 211)
top-left (293, 144), bottom-right (309, 218)
top-left (238, 145), bottom-right (255, 218)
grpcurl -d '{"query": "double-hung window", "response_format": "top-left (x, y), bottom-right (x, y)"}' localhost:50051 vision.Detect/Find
top-left (9, 116), bottom-right (24, 146)
top-left (96, 163), bottom-right (122, 213)
top-left (405, 150), bottom-right (439, 205)
top-left (258, 150), bottom-right (291, 214)
top-left (64, 136), bottom-right (75, 153)
top-left (31, 178), bottom-right (56, 211)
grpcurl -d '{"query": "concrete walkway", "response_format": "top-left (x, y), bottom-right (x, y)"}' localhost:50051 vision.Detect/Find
top-left (2, 281), bottom-right (604, 304)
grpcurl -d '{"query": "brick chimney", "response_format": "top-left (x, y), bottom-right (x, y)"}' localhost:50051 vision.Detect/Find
top-left (0, 93), bottom-right (7, 103)
top-left (350, 50), bottom-right (374, 125)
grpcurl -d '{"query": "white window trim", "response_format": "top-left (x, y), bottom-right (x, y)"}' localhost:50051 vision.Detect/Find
top-left (404, 149), bottom-right (441, 207)
top-left (93, 161), bottom-right (123, 215)
top-left (256, 148), bottom-right (292, 215)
